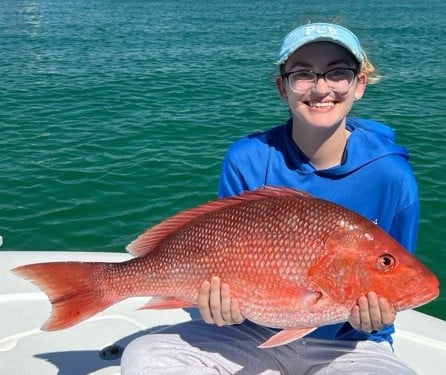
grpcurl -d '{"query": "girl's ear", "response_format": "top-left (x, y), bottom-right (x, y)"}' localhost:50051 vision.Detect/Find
top-left (276, 75), bottom-right (288, 102)
top-left (353, 73), bottom-right (367, 101)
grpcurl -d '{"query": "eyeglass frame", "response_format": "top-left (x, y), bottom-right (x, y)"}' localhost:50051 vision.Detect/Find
top-left (281, 67), bottom-right (359, 93)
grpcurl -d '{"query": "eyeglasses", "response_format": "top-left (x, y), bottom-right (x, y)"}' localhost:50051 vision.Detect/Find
top-left (282, 68), bottom-right (358, 93)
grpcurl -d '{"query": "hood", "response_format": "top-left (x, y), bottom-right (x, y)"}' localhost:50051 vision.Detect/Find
top-left (286, 117), bottom-right (409, 176)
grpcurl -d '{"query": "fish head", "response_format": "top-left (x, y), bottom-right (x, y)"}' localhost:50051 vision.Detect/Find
top-left (308, 221), bottom-right (439, 311)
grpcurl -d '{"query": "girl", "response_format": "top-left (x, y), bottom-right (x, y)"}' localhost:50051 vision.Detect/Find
top-left (122, 23), bottom-right (418, 375)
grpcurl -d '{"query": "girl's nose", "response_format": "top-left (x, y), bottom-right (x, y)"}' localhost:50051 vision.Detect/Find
top-left (312, 76), bottom-right (331, 95)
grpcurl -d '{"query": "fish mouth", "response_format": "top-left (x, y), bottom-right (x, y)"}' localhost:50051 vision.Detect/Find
top-left (394, 286), bottom-right (440, 312)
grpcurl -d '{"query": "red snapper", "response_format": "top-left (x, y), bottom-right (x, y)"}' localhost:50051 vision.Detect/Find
top-left (12, 187), bottom-right (439, 348)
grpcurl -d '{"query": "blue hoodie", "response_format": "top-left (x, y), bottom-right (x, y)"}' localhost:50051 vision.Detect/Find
top-left (217, 117), bottom-right (419, 344)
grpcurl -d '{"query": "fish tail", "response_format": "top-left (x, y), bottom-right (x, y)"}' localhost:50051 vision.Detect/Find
top-left (12, 261), bottom-right (118, 331)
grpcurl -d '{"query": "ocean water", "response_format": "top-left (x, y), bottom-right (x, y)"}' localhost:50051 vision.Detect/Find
top-left (1, 0), bottom-right (445, 320)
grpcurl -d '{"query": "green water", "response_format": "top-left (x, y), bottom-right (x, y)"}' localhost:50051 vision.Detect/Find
top-left (1, 0), bottom-right (445, 320)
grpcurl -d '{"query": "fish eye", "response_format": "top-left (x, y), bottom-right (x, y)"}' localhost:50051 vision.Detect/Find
top-left (377, 254), bottom-right (396, 272)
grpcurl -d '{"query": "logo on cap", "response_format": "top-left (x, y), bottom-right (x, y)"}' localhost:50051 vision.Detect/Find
top-left (304, 25), bottom-right (337, 37)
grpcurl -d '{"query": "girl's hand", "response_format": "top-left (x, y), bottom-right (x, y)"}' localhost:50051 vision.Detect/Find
top-left (198, 276), bottom-right (245, 326)
top-left (349, 292), bottom-right (396, 332)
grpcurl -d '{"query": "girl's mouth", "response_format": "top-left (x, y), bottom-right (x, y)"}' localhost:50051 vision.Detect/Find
top-left (307, 101), bottom-right (335, 108)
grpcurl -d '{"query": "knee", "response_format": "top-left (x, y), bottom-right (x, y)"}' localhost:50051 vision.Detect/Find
top-left (121, 334), bottom-right (171, 374)
top-left (121, 333), bottom-right (209, 374)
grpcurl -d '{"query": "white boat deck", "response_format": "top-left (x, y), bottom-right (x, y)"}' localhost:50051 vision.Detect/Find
top-left (1, 251), bottom-right (445, 374)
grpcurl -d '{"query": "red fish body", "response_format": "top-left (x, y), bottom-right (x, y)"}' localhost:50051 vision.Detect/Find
top-left (13, 187), bottom-right (439, 348)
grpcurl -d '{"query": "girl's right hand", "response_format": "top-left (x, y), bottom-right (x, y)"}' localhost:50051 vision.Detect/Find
top-left (198, 276), bottom-right (245, 326)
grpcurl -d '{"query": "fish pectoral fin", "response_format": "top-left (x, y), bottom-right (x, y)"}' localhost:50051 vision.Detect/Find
top-left (258, 327), bottom-right (317, 349)
top-left (268, 282), bottom-right (323, 308)
top-left (138, 296), bottom-right (194, 310)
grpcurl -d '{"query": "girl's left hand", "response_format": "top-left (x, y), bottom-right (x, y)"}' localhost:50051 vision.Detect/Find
top-left (349, 292), bottom-right (396, 332)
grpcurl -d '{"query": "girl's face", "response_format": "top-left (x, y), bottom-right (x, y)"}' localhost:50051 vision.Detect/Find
top-left (276, 42), bottom-right (367, 130)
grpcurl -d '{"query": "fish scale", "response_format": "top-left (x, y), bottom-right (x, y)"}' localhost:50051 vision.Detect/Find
top-left (12, 186), bottom-right (439, 348)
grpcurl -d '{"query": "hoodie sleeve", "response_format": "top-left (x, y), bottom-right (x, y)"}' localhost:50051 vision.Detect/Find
top-left (217, 135), bottom-right (271, 198)
top-left (389, 200), bottom-right (419, 254)
top-left (217, 149), bottom-right (246, 198)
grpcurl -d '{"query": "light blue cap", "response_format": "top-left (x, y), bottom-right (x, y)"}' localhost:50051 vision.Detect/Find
top-left (277, 23), bottom-right (363, 66)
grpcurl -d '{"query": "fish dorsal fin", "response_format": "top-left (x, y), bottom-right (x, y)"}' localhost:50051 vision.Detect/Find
top-left (126, 186), bottom-right (309, 257)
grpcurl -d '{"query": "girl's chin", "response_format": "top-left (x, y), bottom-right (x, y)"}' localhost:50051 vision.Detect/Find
top-left (300, 113), bottom-right (344, 128)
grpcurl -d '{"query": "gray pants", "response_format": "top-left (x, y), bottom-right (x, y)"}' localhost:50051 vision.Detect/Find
top-left (121, 320), bottom-right (417, 375)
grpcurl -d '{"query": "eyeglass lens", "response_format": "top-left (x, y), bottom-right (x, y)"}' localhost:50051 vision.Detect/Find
top-left (287, 68), bottom-right (356, 93)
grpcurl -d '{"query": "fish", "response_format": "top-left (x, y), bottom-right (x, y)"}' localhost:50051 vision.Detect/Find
top-left (12, 186), bottom-right (439, 348)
